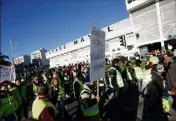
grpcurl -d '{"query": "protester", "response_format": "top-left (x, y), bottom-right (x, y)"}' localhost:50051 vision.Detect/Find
top-left (73, 72), bottom-right (84, 101)
top-left (149, 53), bottom-right (159, 65)
top-left (142, 64), bottom-right (168, 121)
top-left (1, 49), bottom-right (176, 121)
top-left (80, 83), bottom-right (100, 121)
top-left (166, 60), bottom-right (176, 111)
top-left (133, 59), bottom-right (143, 93)
top-left (108, 58), bottom-right (124, 95)
top-left (32, 84), bottom-right (58, 121)
top-left (15, 78), bottom-right (28, 120)
top-left (0, 81), bottom-right (21, 121)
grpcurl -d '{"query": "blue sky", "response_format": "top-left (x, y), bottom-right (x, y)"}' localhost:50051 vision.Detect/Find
top-left (1, 0), bottom-right (128, 59)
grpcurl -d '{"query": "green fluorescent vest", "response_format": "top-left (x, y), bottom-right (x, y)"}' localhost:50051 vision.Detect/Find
top-left (21, 86), bottom-right (27, 102)
top-left (142, 69), bottom-right (152, 83)
top-left (0, 92), bottom-right (19, 118)
top-left (73, 78), bottom-right (84, 97)
top-left (33, 84), bottom-right (38, 95)
top-left (80, 88), bottom-right (99, 116)
top-left (32, 98), bottom-right (58, 120)
top-left (149, 56), bottom-right (159, 64)
top-left (108, 67), bottom-right (124, 88)
top-left (134, 67), bottom-right (143, 80)
top-left (10, 87), bottom-right (22, 107)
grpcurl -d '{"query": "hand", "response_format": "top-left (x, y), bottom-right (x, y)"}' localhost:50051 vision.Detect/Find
top-left (168, 91), bottom-right (176, 95)
top-left (96, 96), bottom-right (100, 102)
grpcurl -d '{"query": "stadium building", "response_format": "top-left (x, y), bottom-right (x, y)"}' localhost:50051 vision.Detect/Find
top-left (46, 0), bottom-right (176, 68)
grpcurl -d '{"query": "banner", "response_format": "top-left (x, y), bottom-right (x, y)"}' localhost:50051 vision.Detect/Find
top-left (90, 26), bottom-right (105, 82)
top-left (0, 65), bottom-right (16, 83)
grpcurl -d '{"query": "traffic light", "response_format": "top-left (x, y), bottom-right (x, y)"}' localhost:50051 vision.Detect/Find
top-left (119, 35), bottom-right (126, 47)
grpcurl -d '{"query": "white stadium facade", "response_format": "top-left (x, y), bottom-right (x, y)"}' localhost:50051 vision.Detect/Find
top-left (46, 0), bottom-right (176, 68)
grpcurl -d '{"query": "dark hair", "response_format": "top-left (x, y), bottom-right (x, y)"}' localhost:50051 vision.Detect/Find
top-left (135, 59), bottom-right (141, 67)
top-left (37, 84), bottom-right (48, 96)
top-left (76, 72), bottom-right (83, 78)
top-left (151, 64), bottom-right (157, 72)
top-left (15, 78), bottom-right (21, 82)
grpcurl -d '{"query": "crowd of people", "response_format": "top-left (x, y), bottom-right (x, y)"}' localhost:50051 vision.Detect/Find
top-left (0, 50), bottom-right (176, 121)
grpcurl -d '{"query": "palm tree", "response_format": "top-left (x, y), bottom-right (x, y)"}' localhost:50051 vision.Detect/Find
top-left (0, 53), bottom-right (11, 66)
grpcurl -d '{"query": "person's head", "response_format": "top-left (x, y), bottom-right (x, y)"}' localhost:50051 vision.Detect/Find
top-left (37, 84), bottom-right (48, 96)
top-left (134, 59), bottom-right (141, 67)
top-left (73, 66), bottom-right (77, 71)
top-left (15, 79), bottom-right (21, 86)
top-left (53, 73), bottom-right (58, 79)
top-left (34, 74), bottom-right (39, 82)
top-left (145, 61), bottom-right (152, 70)
top-left (157, 64), bottom-right (164, 74)
top-left (48, 75), bottom-right (52, 80)
top-left (152, 53), bottom-right (156, 56)
top-left (64, 72), bottom-right (68, 76)
top-left (164, 54), bottom-right (168, 59)
top-left (83, 67), bottom-right (89, 73)
top-left (112, 58), bottom-right (120, 67)
top-left (76, 72), bottom-right (84, 80)
top-left (126, 61), bottom-right (131, 67)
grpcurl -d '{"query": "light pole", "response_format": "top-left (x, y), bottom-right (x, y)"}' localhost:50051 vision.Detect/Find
top-left (9, 39), bottom-right (20, 65)
top-left (9, 39), bottom-right (15, 65)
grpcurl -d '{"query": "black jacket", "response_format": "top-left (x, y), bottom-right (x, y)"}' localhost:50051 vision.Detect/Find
top-left (142, 71), bottom-right (167, 121)
top-left (109, 67), bottom-right (119, 92)
top-left (167, 62), bottom-right (176, 90)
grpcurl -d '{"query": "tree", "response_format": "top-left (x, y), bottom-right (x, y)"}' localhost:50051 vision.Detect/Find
top-left (0, 53), bottom-right (11, 66)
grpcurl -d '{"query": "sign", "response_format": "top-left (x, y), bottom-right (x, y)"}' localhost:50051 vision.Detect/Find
top-left (90, 26), bottom-right (105, 82)
top-left (0, 65), bottom-right (16, 83)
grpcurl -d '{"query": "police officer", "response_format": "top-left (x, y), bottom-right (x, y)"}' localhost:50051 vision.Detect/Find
top-left (73, 72), bottom-right (84, 121)
top-left (133, 60), bottom-right (143, 93)
top-left (80, 83), bottom-right (100, 121)
top-left (49, 73), bottom-right (65, 111)
top-left (73, 72), bottom-right (84, 101)
top-left (32, 84), bottom-right (58, 121)
top-left (126, 61), bottom-right (136, 87)
top-left (141, 62), bottom-right (152, 91)
top-left (108, 59), bottom-right (124, 95)
top-left (32, 74), bottom-right (43, 98)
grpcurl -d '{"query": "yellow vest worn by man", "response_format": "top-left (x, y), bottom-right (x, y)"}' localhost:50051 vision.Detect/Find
top-left (108, 67), bottom-right (124, 88)
top-left (32, 98), bottom-right (58, 120)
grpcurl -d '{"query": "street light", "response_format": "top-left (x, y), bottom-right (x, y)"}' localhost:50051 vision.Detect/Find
top-left (9, 39), bottom-right (20, 65)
